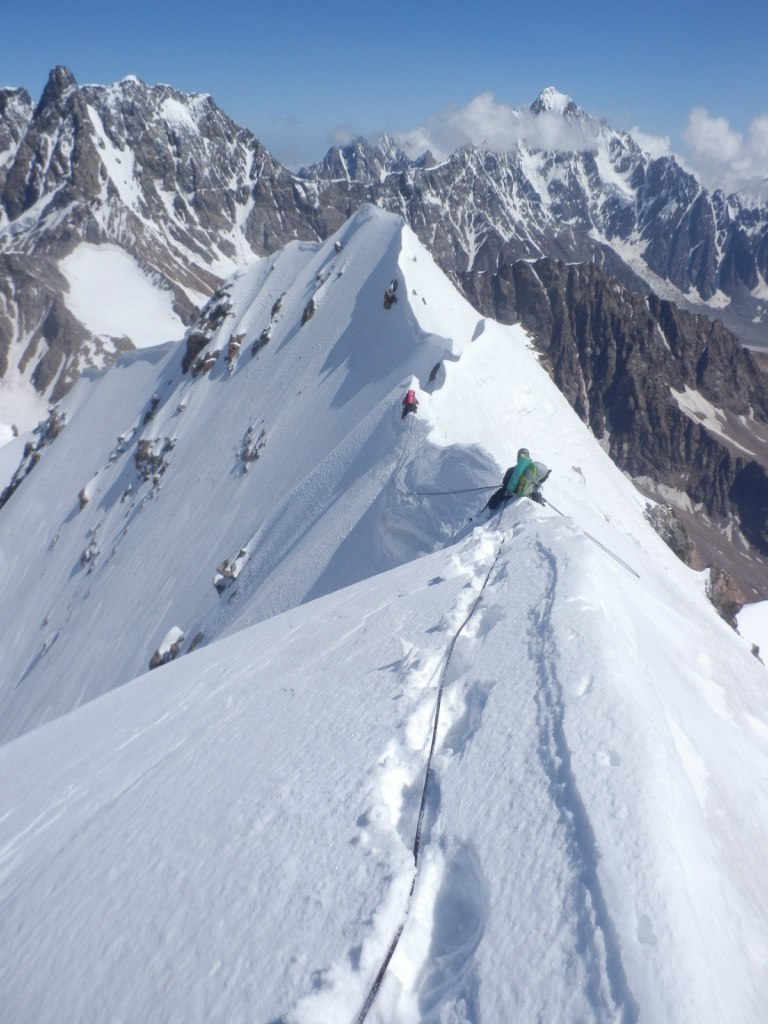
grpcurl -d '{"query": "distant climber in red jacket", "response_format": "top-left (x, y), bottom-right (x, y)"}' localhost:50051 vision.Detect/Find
top-left (401, 388), bottom-right (419, 420)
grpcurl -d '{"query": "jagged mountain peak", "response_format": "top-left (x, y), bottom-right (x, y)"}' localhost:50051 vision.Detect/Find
top-left (530, 85), bottom-right (574, 114)
top-left (0, 69), bottom-right (340, 409)
top-left (39, 64), bottom-right (78, 103)
top-left (298, 133), bottom-right (411, 183)
top-left (528, 85), bottom-right (593, 127)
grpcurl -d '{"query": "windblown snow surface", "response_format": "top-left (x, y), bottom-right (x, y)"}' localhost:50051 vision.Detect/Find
top-left (0, 207), bottom-right (767, 1023)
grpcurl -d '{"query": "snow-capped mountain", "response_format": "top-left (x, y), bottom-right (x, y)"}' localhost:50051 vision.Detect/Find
top-left (0, 67), bottom-right (343, 412)
top-left (2, 68), bottom-right (768, 429)
top-left (0, 205), bottom-right (767, 1023)
top-left (298, 133), bottom-right (422, 183)
top-left (305, 89), bottom-right (768, 345)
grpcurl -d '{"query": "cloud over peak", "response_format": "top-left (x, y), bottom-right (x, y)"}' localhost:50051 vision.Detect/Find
top-left (393, 91), bottom-right (599, 162)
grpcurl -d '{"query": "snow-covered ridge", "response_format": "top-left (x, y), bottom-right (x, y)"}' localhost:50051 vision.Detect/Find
top-left (0, 204), bottom-right (767, 1021)
top-left (1, 475), bottom-right (766, 1021)
top-left (0, 204), bottom-right (720, 739)
top-left (0, 208), bottom-right (477, 740)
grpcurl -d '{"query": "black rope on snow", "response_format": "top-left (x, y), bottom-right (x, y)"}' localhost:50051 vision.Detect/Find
top-left (354, 520), bottom-right (507, 1024)
top-left (409, 485), bottom-right (497, 496)
top-left (542, 498), bottom-right (640, 579)
top-left (393, 413), bottom-right (416, 478)
top-left (411, 537), bottom-right (505, 863)
top-left (353, 917), bottom-right (409, 1024)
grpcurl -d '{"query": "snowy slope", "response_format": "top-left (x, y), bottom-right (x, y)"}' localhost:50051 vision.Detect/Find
top-left (0, 205), bottom-right (761, 742)
top-left (0, 203), bottom-right (702, 744)
top-left (1, 505), bottom-right (767, 1023)
top-left (1, 205), bottom-right (768, 1022)
top-left (58, 242), bottom-right (185, 348)
top-left (0, 208), bottom-right (462, 740)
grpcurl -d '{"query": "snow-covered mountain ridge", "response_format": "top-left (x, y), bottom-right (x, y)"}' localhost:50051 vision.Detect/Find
top-left (0, 205), bottom-right (767, 1021)
top-left (0, 205), bottom-right (750, 733)
top-left (6, 511), bottom-right (768, 1023)
top-left (0, 208), bottom-right (489, 741)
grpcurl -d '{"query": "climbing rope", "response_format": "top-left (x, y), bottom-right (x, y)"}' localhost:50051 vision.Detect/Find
top-left (541, 498), bottom-right (640, 579)
top-left (354, 516), bottom-right (507, 1023)
top-left (409, 485), bottom-right (497, 496)
top-left (390, 412), bottom-right (420, 483)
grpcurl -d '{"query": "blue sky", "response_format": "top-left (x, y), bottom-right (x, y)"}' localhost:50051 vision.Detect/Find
top-left (4, 0), bottom-right (767, 191)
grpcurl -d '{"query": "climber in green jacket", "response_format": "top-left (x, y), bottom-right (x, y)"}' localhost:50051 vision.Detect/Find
top-left (486, 449), bottom-right (550, 510)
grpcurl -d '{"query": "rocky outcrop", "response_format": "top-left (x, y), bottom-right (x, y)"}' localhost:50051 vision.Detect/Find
top-left (182, 287), bottom-right (233, 374)
top-left (643, 503), bottom-right (693, 565)
top-left (706, 568), bottom-right (748, 629)
top-left (0, 407), bottom-right (66, 511)
top-left (149, 627), bottom-right (184, 670)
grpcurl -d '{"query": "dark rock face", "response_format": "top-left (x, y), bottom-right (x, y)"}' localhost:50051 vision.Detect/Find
top-left (0, 87), bottom-right (33, 196)
top-left (460, 257), bottom-right (768, 590)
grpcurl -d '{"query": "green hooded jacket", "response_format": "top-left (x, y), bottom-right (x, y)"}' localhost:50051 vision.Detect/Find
top-left (505, 455), bottom-right (534, 495)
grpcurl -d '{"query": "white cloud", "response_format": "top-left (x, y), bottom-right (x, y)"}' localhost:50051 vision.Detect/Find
top-left (684, 107), bottom-right (741, 161)
top-left (330, 124), bottom-right (358, 147)
top-left (629, 128), bottom-right (672, 159)
top-left (683, 107), bottom-right (768, 199)
top-left (393, 91), bottom-right (598, 161)
top-left (747, 113), bottom-right (768, 160)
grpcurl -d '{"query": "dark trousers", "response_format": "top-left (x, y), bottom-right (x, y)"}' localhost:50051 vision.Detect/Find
top-left (486, 487), bottom-right (513, 510)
